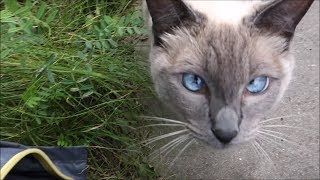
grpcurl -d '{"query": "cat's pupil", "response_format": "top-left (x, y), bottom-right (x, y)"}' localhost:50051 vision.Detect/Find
top-left (182, 73), bottom-right (205, 92)
top-left (195, 77), bottom-right (201, 85)
top-left (246, 76), bottom-right (269, 94)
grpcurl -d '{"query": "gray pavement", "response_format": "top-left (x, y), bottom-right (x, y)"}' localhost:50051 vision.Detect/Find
top-left (148, 1), bottom-right (319, 179)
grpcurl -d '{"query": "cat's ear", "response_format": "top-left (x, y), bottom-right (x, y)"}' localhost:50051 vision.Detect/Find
top-left (253, 0), bottom-right (314, 40)
top-left (146, 0), bottom-right (195, 46)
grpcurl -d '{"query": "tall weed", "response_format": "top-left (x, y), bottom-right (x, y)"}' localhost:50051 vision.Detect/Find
top-left (0, 0), bottom-right (156, 178)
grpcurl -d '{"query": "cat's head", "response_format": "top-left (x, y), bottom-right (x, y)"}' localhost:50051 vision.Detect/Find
top-left (145, 0), bottom-right (313, 148)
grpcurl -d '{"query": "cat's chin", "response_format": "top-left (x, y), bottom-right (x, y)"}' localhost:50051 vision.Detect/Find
top-left (192, 134), bottom-right (230, 149)
top-left (192, 132), bottom-right (256, 149)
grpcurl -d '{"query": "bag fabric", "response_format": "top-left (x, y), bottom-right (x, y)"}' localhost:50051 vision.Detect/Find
top-left (0, 141), bottom-right (87, 180)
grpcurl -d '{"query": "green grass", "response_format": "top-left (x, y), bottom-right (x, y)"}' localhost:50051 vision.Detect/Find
top-left (0, 0), bottom-right (157, 178)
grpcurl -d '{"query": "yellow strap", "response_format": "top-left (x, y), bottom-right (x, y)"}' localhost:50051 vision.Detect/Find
top-left (0, 148), bottom-right (73, 180)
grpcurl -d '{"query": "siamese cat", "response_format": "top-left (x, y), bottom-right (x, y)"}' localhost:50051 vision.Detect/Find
top-left (144, 0), bottom-right (314, 148)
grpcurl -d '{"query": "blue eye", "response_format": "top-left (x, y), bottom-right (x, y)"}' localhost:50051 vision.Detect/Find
top-left (182, 73), bottom-right (205, 92)
top-left (246, 76), bottom-right (269, 94)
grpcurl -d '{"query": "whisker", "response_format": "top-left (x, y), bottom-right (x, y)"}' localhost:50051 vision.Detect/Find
top-left (163, 135), bottom-right (192, 157)
top-left (261, 125), bottom-right (318, 135)
top-left (260, 113), bottom-right (312, 124)
top-left (256, 133), bottom-right (304, 158)
top-left (254, 139), bottom-right (273, 165)
top-left (251, 140), bottom-right (264, 159)
top-left (141, 129), bottom-right (189, 145)
top-left (140, 116), bottom-right (189, 125)
top-left (257, 133), bottom-right (285, 150)
top-left (136, 123), bottom-right (186, 129)
top-left (257, 134), bottom-right (290, 154)
top-left (156, 135), bottom-right (192, 165)
top-left (259, 128), bottom-right (287, 137)
top-left (261, 125), bottom-right (308, 130)
top-left (257, 131), bottom-right (316, 155)
top-left (149, 133), bottom-right (191, 161)
top-left (257, 130), bottom-right (300, 147)
top-left (250, 141), bottom-right (260, 158)
top-left (149, 136), bottom-right (183, 159)
top-left (168, 138), bottom-right (195, 169)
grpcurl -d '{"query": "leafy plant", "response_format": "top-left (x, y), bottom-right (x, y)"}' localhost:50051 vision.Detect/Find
top-left (79, 8), bottom-right (146, 56)
top-left (1, 0), bottom-right (157, 178)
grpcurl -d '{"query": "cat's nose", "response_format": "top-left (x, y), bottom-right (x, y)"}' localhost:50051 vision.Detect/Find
top-left (211, 107), bottom-right (240, 144)
top-left (211, 128), bottom-right (238, 144)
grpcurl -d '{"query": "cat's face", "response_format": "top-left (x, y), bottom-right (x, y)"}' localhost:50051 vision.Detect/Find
top-left (145, 0), bottom-right (313, 148)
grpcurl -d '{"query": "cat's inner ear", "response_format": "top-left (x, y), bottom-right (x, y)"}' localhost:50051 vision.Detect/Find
top-left (253, 0), bottom-right (314, 40)
top-left (146, 0), bottom-right (196, 46)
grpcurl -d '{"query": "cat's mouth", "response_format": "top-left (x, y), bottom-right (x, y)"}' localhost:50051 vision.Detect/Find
top-left (186, 124), bottom-right (233, 149)
top-left (186, 123), bottom-right (257, 149)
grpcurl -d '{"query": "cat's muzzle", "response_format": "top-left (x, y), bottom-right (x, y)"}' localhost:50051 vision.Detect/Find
top-left (211, 107), bottom-right (240, 144)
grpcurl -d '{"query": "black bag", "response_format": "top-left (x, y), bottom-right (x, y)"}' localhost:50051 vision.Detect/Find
top-left (0, 141), bottom-right (87, 180)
